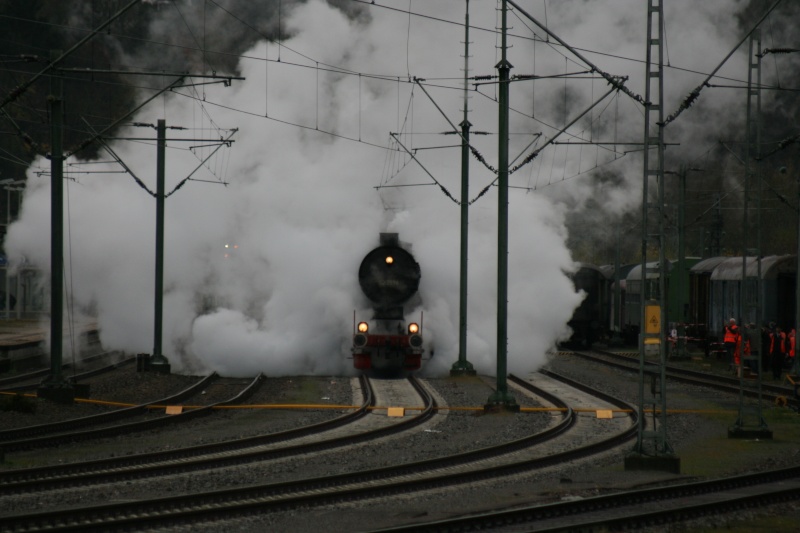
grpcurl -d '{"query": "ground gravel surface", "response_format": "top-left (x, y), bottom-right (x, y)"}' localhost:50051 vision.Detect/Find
top-left (2, 352), bottom-right (800, 532)
top-left (184, 354), bottom-right (800, 533)
top-left (1, 373), bottom-right (354, 468)
top-left (0, 373), bottom-right (555, 517)
top-left (0, 366), bottom-right (199, 430)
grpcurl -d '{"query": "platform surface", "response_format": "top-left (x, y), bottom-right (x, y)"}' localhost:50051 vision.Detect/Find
top-left (0, 319), bottom-right (98, 347)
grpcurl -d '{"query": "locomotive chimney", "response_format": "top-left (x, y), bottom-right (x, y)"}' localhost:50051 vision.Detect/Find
top-left (380, 233), bottom-right (399, 247)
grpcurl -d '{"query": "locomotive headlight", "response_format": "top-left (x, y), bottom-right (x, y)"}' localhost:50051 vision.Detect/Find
top-left (357, 322), bottom-right (369, 333)
top-left (408, 323), bottom-right (419, 334)
top-left (385, 256), bottom-right (394, 265)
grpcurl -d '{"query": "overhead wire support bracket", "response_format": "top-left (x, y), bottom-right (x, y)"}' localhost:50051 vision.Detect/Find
top-left (759, 47), bottom-right (799, 57)
top-left (0, 0), bottom-right (144, 113)
top-left (389, 132), bottom-right (459, 205)
top-left (505, 0), bottom-right (645, 106)
top-left (414, 78), bottom-right (499, 176)
top-left (413, 79), bottom-right (465, 140)
top-left (467, 84), bottom-right (618, 204)
top-left (510, 85), bottom-right (617, 174)
top-left (473, 70), bottom-right (597, 87)
top-left (662, 0), bottom-right (784, 127)
top-left (58, 68), bottom-right (244, 89)
top-left (56, 68), bottom-right (245, 82)
top-left (81, 117), bottom-right (156, 197)
top-left (66, 76), bottom-right (187, 158)
top-left (443, 130), bottom-right (490, 135)
top-left (101, 137), bottom-right (232, 142)
top-left (757, 132), bottom-right (800, 160)
top-left (512, 70), bottom-right (593, 80)
top-left (374, 183), bottom-right (437, 189)
top-left (0, 107), bottom-right (41, 153)
top-left (166, 127), bottom-right (238, 196)
top-left (552, 141), bottom-right (680, 146)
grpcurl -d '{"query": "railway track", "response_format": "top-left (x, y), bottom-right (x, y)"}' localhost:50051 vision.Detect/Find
top-left (0, 351), bottom-right (132, 392)
top-left (0, 372), bottom-right (637, 532)
top-left (570, 348), bottom-right (799, 409)
top-left (377, 366), bottom-right (800, 532)
top-left (379, 464), bottom-right (800, 532)
top-left (0, 373), bottom-right (236, 450)
top-left (0, 375), bottom-right (426, 495)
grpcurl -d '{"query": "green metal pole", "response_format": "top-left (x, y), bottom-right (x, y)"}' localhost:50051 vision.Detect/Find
top-left (48, 92), bottom-right (64, 383)
top-left (614, 223), bottom-right (622, 344)
top-left (451, 115), bottom-right (476, 377)
top-left (452, 0), bottom-right (476, 377)
top-left (486, 0), bottom-right (517, 411)
top-left (38, 50), bottom-right (74, 402)
top-left (149, 119), bottom-right (170, 373)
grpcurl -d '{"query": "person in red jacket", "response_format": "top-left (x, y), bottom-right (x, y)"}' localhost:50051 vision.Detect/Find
top-left (723, 318), bottom-right (739, 367)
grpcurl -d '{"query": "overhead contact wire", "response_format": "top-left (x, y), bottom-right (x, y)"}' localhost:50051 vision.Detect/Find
top-left (390, 132), bottom-right (459, 205)
top-left (662, 0), bottom-right (784, 126)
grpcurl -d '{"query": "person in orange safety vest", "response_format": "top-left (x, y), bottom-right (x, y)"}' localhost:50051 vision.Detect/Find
top-left (723, 318), bottom-right (739, 368)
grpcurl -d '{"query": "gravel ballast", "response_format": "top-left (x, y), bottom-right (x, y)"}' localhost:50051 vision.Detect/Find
top-left (1, 353), bottom-right (800, 532)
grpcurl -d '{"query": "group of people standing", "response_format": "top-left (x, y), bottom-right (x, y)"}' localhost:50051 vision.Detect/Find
top-left (723, 318), bottom-right (796, 379)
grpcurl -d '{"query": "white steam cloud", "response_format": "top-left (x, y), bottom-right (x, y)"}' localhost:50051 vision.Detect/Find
top-left (6, 0), bottom-right (769, 377)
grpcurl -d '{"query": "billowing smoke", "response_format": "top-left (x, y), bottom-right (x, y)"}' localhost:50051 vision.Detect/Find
top-left (525, 0), bottom-right (800, 260)
top-left (7, 1), bottom-right (788, 377)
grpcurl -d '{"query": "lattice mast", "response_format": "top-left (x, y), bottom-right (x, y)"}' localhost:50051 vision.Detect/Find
top-left (731, 29), bottom-right (770, 437)
top-left (633, 0), bottom-right (674, 459)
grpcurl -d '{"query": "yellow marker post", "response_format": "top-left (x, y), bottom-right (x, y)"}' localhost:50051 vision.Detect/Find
top-left (596, 410), bottom-right (613, 419)
top-left (387, 407), bottom-right (405, 417)
top-left (644, 300), bottom-right (661, 356)
top-left (165, 405), bottom-right (183, 415)
top-left (645, 302), bottom-right (661, 334)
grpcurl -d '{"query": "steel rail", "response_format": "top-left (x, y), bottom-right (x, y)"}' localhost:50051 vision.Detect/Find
top-left (0, 376), bottom-right (375, 494)
top-left (375, 464), bottom-right (800, 532)
top-left (0, 352), bottom-right (130, 389)
top-left (0, 375), bottom-right (377, 493)
top-left (0, 374), bottom-right (636, 532)
top-left (0, 373), bottom-right (220, 447)
top-left (572, 349), bottom-right (798, 408)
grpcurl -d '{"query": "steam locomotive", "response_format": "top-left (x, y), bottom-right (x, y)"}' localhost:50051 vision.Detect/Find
top-left (352, 233), bottom-right (424, 374)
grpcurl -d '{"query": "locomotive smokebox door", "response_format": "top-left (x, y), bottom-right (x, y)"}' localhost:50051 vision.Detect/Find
top-left (358, 234), bottom-right (420, 316)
